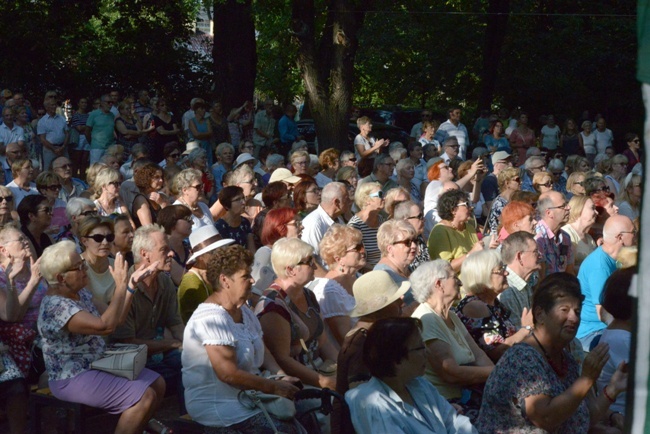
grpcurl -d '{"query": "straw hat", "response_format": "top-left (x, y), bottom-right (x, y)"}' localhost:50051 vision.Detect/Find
top-left (187, 225), bottom-right (234, 264)
top-left (269, 168), bottom-right (301, 184)
top-left (350, 270), bottom-right (410, 318)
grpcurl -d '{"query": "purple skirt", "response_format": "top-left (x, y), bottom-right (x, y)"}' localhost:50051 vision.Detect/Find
top-left (49, 368), bottom-right (160, 414)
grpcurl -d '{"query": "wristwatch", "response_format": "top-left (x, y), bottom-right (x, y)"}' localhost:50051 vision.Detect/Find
top-left (524, 325), bottom-right (533, 331)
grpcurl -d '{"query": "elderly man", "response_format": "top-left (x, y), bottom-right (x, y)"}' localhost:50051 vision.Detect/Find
top-left (111, 224), bottom-right (184, 389)
top-left (358, 153), bottom-right (399, 193)
top-left (52, 156), bottom-right (87, 201)
top-left (534, 191), bottom-right (574, 278)
top-left (440, 137), bottom-right (463, 165)
top-left (577, 215), bottom-right (637, 351)
top-left (85, 94), bottom-right (116, 164)
top-left (481, 150), bottom-right (512, 210)
top-left (301, 182), bottom-right (351, 275)
top-left (0, 107), bottom-right (25, 152)
top-left (252, 99), bottom-right (276, 158)
top-left (521, 155), bottom-right (546, 192)
top-left (1, 142), bottom-right (27, 183)
top-left (499, 231), bottom-right (542, 328)
top-left (38, 100), bottom-right (69, 170)
top-left (434, 106), bottom-right (469, 160)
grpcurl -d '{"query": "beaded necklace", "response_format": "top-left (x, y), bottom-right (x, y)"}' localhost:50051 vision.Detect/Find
top-left (531, 332), bottom-right (569, 377)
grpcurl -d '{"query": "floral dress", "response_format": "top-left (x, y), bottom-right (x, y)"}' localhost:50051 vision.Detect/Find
top-left (215, 218), bottom-right (252, 248)
top-left (476, 343), bottom-right (589, 433)
top-left (487, 195), bottom-right (509, 235)
top-left (454, 296), bottom-right (517, 353)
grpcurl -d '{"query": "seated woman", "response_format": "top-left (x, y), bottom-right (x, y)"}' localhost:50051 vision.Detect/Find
top-left (486, 167), bottom-right (521, 235)
top-left (617, 173), bottom-right (641, 221)
top-left (455, 250), bottom-right (532, 363)
top-left (156, 204), bottom-right (193, 286)
top-left (493, 200), bottom-right (537, 243)
top-left (566, 171), bottom-right (587, 199)
top-left (173, 168), bottom-right (214, 231)
top-left (255, 238), bottom-right (338, 390)
top-left (79, 217), bottom-right (118, 305)
top-left (310, 224), bottom-right (365, 347)
top-left (476, 272), bottom-right (627, 433)
top-left (382, 186), bottom-right (411, 220)
top-left (348, 182), bottom-right (385, 272)
top-left (410, 260), bottom-right (494, 418)
top-left (345, 317), bottom-right (477, 434)
top-left (37, 241), bottom-right (168, 433)
top-left (261, 181), bottom-right (293, 210)
top-left (0, 185), bottom-right (17, 227)
top-left (35, 171), bottom-right (69, 236)
top-left (532, 171), bottom-right (554, 195)
top-left (393, 200), bottom-right (430, 272)
top-left (215, 186), bottom-right (256, 253)
top-left (293, 180), bottom-right (321, 218)
top-left (17, 194), bottom-right (52, 258)
top-left (182, 244), bottom-right (304, 434)
top-left (93, 167), bottom-right (130, 218)
top-left (111, 214), bottom-right (135, 268)
top-left (252, 208), bottom-right (302, 301)
top-left (597, 268), bottom-right (634, 421)
top-left (131, 162), bottom-right (166, 228)
top-left (562, 195), bottom-right (598, 270)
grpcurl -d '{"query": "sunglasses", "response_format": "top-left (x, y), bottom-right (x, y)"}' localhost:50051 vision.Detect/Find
top-left (54, 164), bottom-right (72, 170)
top-left (539, 182), bottom-right (553, 188)
top-left (80, 210), bottom-right (97, 217)
top-left (296, 257), bottom-right (315, 267)
top-left (407, 213), bottom-right (424, 220)
top-left (344, 157), bottom-right (357, 163)
top-left (169, 153), bottom-right (181, 159)
top-left (393, 238), bottom-right (417, 247)
top-left (593, 186), bottom-right (610, 193)
top-left (84, 233), bottom-right (116, 243)
top-left (66, 259), bottom-right (88, 273)
top-left (512, 177), bottom-right (521, 183)
top-left (346, 243), bottom-right (365, 252)
top-left (41, 184), bottom-right (61, 192)
top-left (369, 190), bottom-right (385, 199)
top-left (189, 183), bottom-right (204, 191)
top-left (0, 196), bottom-right (14, 203)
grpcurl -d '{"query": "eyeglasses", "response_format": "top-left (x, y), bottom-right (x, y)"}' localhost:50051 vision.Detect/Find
top-left (54, 164), bottom-right (72, 170)
top-left (392, 238), bottom-right (417, 247)
top-left (294, 160), bottom-right (308, 166)
top-left (286, 220), bottom-right (303, 228)
top-left (84, 233), bottom-right (116, 243)
top-left (492, 263), bottom-right (508, 274)
top-left (37, 207), bottom-right (53, 215)
top-left (446, 145), bottom-right (460, 149)
top-left (407, 213), bottom-right (424, 221)
top-left (41, 184), bottom-right (61, 191)
top-left (530, 165), bottom-right (546, 171)
top-left (456, 202), bottom-right (472, 208)
top-left (632, 139), bottom-right (640, 143)
top-left (296, 257), bottom-right (315, 267)
top-left (343, 157), bottom-right (357, 163)
top-left (169, 153), bottom-right (181, 159)
top-left (240, 179), bottom-right (257, 185)
top-left (5, 236), bottom-right (27, 244)
top-left (574, 181), bottom-right (584, 186)
top-left (182, 215), bottom-right (194, 223)
top-left (79, 210), bottom-right (97, 217)
top-left (619, 228), bottom-right (638, 236)
top-left (511, 177), bottom-right (521, 183)
top-left (522, 249), bottom-right (541, 257)
top-left (538, 182), bottom-right (553, 188)
top-left (306, 188), bottom-right (322, 194)
top-left (189, 183), bottom-right (204, 191)
top-left (593, 186), bottom-right (610, 193)
top-left (551, 172), bottom-right (563, 176)
top-left (369, 190), bottom-right (384, 199)
top-left (346, 243), bottom-right (365, 253)
top-left (547, 202), bottom-right (569, 210)
top-left (66, 258), bottom-right (87, 273)
top-left (0, 196), bottom-right (13, 203)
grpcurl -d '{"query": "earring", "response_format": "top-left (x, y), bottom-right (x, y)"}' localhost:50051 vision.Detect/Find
top-left (339, 266), bottom-right (344, 273)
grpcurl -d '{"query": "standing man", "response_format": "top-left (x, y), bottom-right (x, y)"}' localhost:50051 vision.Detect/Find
top-left (252, 99), bottom-right (275, 158)
top-left (1, 142), bottom-right (27, 183)
top-left (534, 191), bottom-right (575, 278)
top-left (109, 89), bottom-right (120, 116)
top-left (38, 100), bottom-right (69, 170)
top-left (278, 104), bottom-right (301, 155)
top-left (440, 137), bottom-right (463, 166)
top-left (0, 107), bottom-right (25, 153)
top-left (85, 95), bottom-right (115, 164)
top-left (435, 106), bottom-right (469, 160)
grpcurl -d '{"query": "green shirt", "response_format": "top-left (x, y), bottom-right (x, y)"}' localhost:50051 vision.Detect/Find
top-left (178, 271), bottom-right (213, 324)
top-left (86, 109), bottom-right (115, 150)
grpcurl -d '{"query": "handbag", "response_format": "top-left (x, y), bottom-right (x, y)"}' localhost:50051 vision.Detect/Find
top-left (238, 389), bottom-right (296, 434)
top-left (91, 343), bottom-right (147, 380)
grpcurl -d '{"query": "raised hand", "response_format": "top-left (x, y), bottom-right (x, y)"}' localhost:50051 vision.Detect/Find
top-left (582, 342), bottom-right (610, 381)
top-left (108, 252), bottom-right (128, 288)
top-left (130, 261), bottom-right (160, 287)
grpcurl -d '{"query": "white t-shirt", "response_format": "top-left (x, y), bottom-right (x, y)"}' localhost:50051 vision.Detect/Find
top-left (540, 125), bottom-right (561, 150)
top-left (173, 200), bottom-right (214, 232)
top-left (594, 129), bottom-right (614, 155)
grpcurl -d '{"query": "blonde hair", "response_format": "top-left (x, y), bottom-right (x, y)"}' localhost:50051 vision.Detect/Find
top-left (566, 171), bottom-right (586, 195)
top-left (377, 219), bottom-right (417, 256)
top-left (532, 171), bottom-right (552, 192)
top-left (497, 167), bottom-right (520, 191)
top-left (271, 238), bottom-right (314, 279)
top-left (383, 187), bottom-right (411, 219)
top-left (354, 182), bottom-right (381, 210)
top-left (290, 150), bottom-right (309, 166)
top-left (319, 224), bottom-right (362, 266)
top-left (85, 163), bottom-right (108, 192)
top-left (93, 167), bottom-right (121, 199)
top-left (460, 249), bottom-right (502, 295)
top-left (40, 241), bottom-right (77, 285)
top-left (567, 195), bottom-right (592, 224)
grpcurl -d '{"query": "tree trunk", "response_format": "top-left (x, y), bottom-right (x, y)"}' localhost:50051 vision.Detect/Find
top-left (291, 0), bottom-right (373, 153)
top-left (478, 0), bottom-right (510, 109)
top-left (212, 0), bottom-right (257, 111)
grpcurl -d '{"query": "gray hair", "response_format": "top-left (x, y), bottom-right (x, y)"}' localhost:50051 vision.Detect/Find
top-left (266, 154), bottom-right (285, 171)
top-left (65, 197), bottom-right (95, 221)
top-left (40, 240), bottom-right (77, 285)
top-left (321, 181), bottom-right (346, 205)
top-left (390, 148), bottom-right (407, 163)
top-left (132, 224), bottom-right (166, 264)
top-left (525, 156), bottom-right (545, 170)
top-left (227, 164), bottom-right (255, 186)
top-left (174, 168), bottom-right (203, 193)
top-left (547, 158), bottom-right (564, 172)
top-left (393, 200), bottom-right (419, 220)
top-left (460, 250), bottom-right (502, 295)
top-left (186, 148), bottom-right (207, 166)
top-left (340, 150), bottom-right (355, 162)
top-left (537, 191), bottom-right (564, 214)
top-left (443, 137), bottom-right (459, 147)
top-left (410, 260), bottom-right (454, 303)
top-left (216, 142), bottom-right (234, 156)
top-left (526, 147), bottom-right (541, 158)
top-left (373, 153), bottom-right (393, 172)
top-left (501, 231), bottom-right (535, 264)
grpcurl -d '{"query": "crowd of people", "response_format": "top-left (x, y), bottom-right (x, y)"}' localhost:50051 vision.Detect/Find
top-left (0, 89), bottom-right (641, 434)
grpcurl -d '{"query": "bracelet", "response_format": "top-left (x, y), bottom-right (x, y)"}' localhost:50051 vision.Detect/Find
top-left (603, 386), bottom-right (616, 403)
top-left (126, 286), bottom-right (136, 295)
top-left (609, 411), bottom-right (621, 426)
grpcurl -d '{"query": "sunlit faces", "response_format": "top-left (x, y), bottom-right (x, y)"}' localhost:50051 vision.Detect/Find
top-left (285, 218), bottom-right (303, 239)
top-left (514, 213), bottom-right (537, 235)
top-left (519, 239), bottom-right (542, 273)
top-left (113, 219), bottom-right (134, 252)
top-left (490, 263), bottom-right (509, 293)
top-left (223, 267), bottom-right (254, 304)
top-left (83, 227), bottom-right (114, 257)
top-left (0, 229), bottom-right (30, 259)
top-left (580, 199), bottom-right (598, 225)
top-left (143, 231), bottom-right (173, 272)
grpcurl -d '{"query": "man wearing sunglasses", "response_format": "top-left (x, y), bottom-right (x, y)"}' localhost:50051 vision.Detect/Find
top-left (577, 215), bottom-right (637, 352)
top-left (358, 154), bottom-right (398, 194)
top-left (52, 156), bottom-right (88, 202)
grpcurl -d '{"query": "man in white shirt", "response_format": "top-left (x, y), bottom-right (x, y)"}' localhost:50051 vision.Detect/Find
top-left (440, 137), bottom-right (462, 165)
top-left (0, 107), bottom-right (25, 152)
top-left (38, 100), bottom-right (69, 170)
top-left (435, 106), bottom-right (469, 160)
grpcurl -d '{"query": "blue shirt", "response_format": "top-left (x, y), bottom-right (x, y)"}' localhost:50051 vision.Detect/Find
top-left (577, 246), bottom-right (617, 338)
top-left (278, 114), bottom-right (298, 144)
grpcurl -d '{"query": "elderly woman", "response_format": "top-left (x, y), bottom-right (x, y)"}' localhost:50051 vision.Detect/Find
top-left (486, 167), bottom-right (521, 235)
top-left (410, 260), bottom-right (494, 417)
top-left (255, 238), bottom-right (338, 390)
top-left (182, 245), bottom-right (303, 433)
top-left (348, 182), bottom-right (385, 272)
top-left (562, 195), bottom-right (598, 270)
top-left (131, 162), bottom-right (165, 228)
top-left (185, 148), bottom-right (215, 200)
top-left (111, 214), bottom-right (135, 267)
top-left (567, 156), bottom-right (591, 176)
top-left (80, 162), bottom-right (108, 199)
top-left (617, 174), bottom-right (641, 220)
top-left (428, 189), bottom-right (483, 273)
top-left (261, 181), bottom-right (292, 210)
top-left (17, 195), bottom-right (52, 258)
top-left (566, 171), bottom-right (587, 198)
top-left (35, 171), bottom-right (68, 234)
top-left (290, 150), bottom-right (310, 177)
top-left (0, 185), bottom-right (16, 226)
top-left (252, 208), bottom-right (302, 300)
top-left (383, 186), bottom-right (410, 220)
top-left (548, 158), bottom-right (568, 195)
top-left (476, 272), bottom-right (627, 433)
top-left (156, 205), bottom-right (193, 286)
top-left (589, 191), bottom-right (619, 243)
top-left (92, 167), bottom-right (129, 218)
top-left (173, 168), bottom-right (214, 230)
top-left (293, 179), bottom-right (321, 217)
top-left (394, 201), bottom-right (430, 271)
top-left (346, 317), bottom-right (477, 434)
top-left (335, 166), bottom-right (359, 191)
top-left (532, 171), bottom-right (554, 194)
top-left (37, 241), bottom-right (167, 434)
top-left (602, 155), bottom-right (629, 197)
top-left (79, 217), bottom-right (119, 305)
top-left (396, 158), bottom-right (422, 204)
top-left (310, 224), bottom-right (366, 346)
top-left (215, 186), bottom-right (255, 253)
top-left (354, 116), bottom-right (389, 177)
top-left (316, 148), bottom-right (340, 187)
top-left (456, 250), bottom-right (532, 363)
top-left (495, 200), bottom-right (537, 242)
top-left (6, 158), bottom-right (37, 206)
top-left (209, 164), bottom-right (258, 221)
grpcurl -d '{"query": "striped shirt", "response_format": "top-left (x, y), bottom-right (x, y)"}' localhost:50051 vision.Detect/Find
top-left (348, 215), bottom-right (384, 270)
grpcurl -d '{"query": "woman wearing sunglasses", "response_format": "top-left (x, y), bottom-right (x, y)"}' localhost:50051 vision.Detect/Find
top-left (348, 183), bottom-right (385, 272)
top-left (486, 167), bottom-right (522, 235)
top-left (16, 195), bottom-right (52, 258)
top-left (79, 217), bottom-right (118, 305)
top-left (532, 171), bottom-right (554, 195)
top-left (0, 185), bottom-right (16, 227)
top-left (92, 167), bottom-right (130, 219)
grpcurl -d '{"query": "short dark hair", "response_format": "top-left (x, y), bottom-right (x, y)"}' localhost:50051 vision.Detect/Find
top-left (17, 194), bottom-right (47, 225)
top-left (437, 189), bottom-right (468, 221)
top-left (501, 231), bottom-right (535, 264)
top-left (219, 185), bottom-right (244, 210)
top-left (163, 142), bottom-right (180, 158)
top-left (156, 205), bottom-right (192, 234)
top-left (601, 268), bottom-right (634, 321)
top-left (363, 317), bottom-right (423, 378)
top-left (261, 182), bottom-right (289, 209)
top-left (206, 245), bottom-right (254, 290)
top-left (532, 272), bottom-right (584, 325)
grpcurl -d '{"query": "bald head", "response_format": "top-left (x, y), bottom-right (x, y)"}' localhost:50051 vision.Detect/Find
top-left (603, 215), bottom-right (635, 244)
